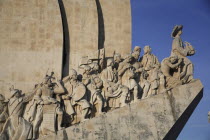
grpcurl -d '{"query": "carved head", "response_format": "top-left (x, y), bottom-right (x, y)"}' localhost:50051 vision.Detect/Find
top-left (171, 25), bottom-right (183, 38)
top-left (114, 53), bottom-right (121, 63)
top-left (169, 56), bottom-right (178, 64)
top-left (132, 51), bottom-right (140, 60)
top-left (124, 54), bottom-right (132, 63)
top-left (142, 71), bottom-right (149, 79)
top-left (43, 76), bottom-right (52, 86)
top-left (133, 46), bottom-right (141, 53)
top-left (127, 69), bottom-right (135, 79)
top-left (83, 65), bottom-right (91, 75)
top-left (69, 69), bottom-right (78, 80)
top-left (90, 62), bottom-right (99, 71)
top-left (92, 76), bottom-right (103, 89)
top-left (144, 46), bottom-right (151, 54)
top-left (107, 58), bottom-right (114, 67)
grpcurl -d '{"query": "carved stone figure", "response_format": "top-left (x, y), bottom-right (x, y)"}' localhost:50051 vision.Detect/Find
top-left (149, 65), bottom-right (160, 96)
top-left (171, 25), bottom-right (195, 83)
top-left (140, 45), bottom-right (160, 72)
top-left (0, 86), bottom-right (34, 140)
top-left (89, 61), bottom-right (100, 75)
top-left (140, 71), bottom-right (150, 99)
top-left (131, 51), bottom-right (144, 85)
top-left (140, 45), bottom-right (160, 96)
top-left (81, 65), bottom-right (92, 86)
top-left (133, 46), bottom-right (141, 54)
top-left (161, 56), bottom-right (183, 89)
top-left (158, 71), bottom-right (166, 93)
top-left (101, 59), bottom-right (129, 107)
top-left (24, 86), bottom-right (43, 139)
top-left (87, 76), bottom-right (104, 116)
top-left (118, 55), bottom-right (139, 103)
top-left (113, 53), bottom-right (122, 71)
top-left (24, 74), bottom-right (64, 138)
top-left (62, 69), bottom-right (91, 124)
top-left (0, 94), bottom-right (8, 133)
top-left (132, 46), bottom-right (142, 72)
top-left (131, 51), bottom-right (141, 70)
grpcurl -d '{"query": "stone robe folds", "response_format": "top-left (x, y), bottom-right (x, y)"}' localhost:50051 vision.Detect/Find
top-left (140, 54), bottom-right (159, 72)
top-left (63, 81), bottom-right (90, 116)
top-left (171, 36), bottom-right (195, 82)
top-left (101, 67), bottom-right (128, 108)
top-left (0, 95), bottom-right (33, 140)
top-left (0, 102), bottom-right (8, 133)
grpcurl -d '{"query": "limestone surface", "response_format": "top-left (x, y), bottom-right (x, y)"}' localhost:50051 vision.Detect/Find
top-left (40, 80), bottom-right (203, 140)
top-left (0, 0), bottom-right (63, 95)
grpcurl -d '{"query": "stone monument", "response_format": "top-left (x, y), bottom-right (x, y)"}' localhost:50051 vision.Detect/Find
top-left (0, 0), bottom-right (203, 140)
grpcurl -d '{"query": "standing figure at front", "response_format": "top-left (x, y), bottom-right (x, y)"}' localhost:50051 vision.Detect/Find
top-left (171, 25), bottom-right (195, 83)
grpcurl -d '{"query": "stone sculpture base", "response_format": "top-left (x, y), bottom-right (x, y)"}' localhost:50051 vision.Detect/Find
top-left (40, 80), bottom-right (203, 140)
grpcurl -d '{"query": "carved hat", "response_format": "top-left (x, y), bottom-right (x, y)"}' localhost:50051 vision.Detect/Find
top-left (171, 25), bottom-right (183, 38)
top-left (8, 87), bottom-right (21, 99)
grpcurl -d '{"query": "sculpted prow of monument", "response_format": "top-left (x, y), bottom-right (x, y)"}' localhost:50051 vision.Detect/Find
top-left (0, 22), bottom-right (203, 140)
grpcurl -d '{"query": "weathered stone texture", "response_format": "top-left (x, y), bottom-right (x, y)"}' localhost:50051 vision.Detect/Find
top-left (100, 0), bottom-right (132, 57)
top-left (40, 80), bottom-right (203, 140)
top-left (0, 0), bottom-right (63, 95)
top-left (63, 0), bottom-right (131, 69)
top-left (63, 0), bottom-right (98, 70)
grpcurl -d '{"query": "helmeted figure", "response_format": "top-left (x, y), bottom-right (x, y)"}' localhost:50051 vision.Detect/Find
top-left (171, 25), bottom-right (195, 83)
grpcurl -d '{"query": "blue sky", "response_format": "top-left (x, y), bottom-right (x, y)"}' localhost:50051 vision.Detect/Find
top-left (131, 0), bottom-right (210, 139)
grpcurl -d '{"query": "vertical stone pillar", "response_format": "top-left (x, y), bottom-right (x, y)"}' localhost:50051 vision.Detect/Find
top-left (0, 0), bottom-right (63, 95)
